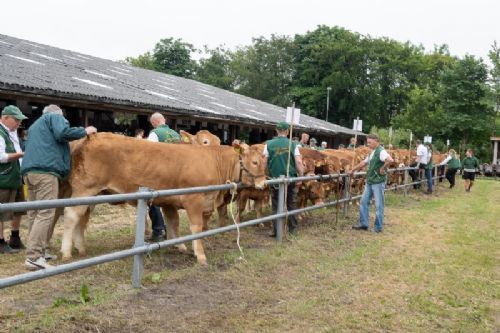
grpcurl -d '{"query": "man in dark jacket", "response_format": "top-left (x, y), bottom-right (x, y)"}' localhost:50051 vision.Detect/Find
top-left (21, 104), bottom-right (97, 270)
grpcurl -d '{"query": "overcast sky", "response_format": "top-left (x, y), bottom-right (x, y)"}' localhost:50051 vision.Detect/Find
top-left (1, 0), bottom-right (498, 64)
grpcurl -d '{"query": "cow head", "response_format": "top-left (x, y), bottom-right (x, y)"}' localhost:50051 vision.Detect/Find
top-left (237, 143), bottom-right (267, 189)
top-left (180, 130), bottom-right (221, 146)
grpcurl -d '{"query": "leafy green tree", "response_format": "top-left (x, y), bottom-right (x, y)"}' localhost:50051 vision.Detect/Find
top-left (438, 55), bottom-right (494, 158)
top-left (196, 46), bottom-right (234, 90)
top-left (124, 52), bottom-right (155, 70)
top-left (230, 35), bottom-right (295, 107)
top-left (152, 38), bottom-right (197, 78)
top-left (488, 41), bottom-right (500, 137)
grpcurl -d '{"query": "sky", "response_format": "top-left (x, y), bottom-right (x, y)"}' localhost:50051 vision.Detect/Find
top-left (0, 0), bottom-right (498, 64)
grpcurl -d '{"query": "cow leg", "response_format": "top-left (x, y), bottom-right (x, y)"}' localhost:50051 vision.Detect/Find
top-left (162, 206), bottom-right (187, 253)
top-left (185, 208), bottom-right (207, 265)
top-left (217, 204), bottom-right (228, 228)
top-left (236, 195), bottom-right (247, 223)
top-left (61, 205), bottom-right (89, 260)
top-left (71, 207), bottom-right (90, 256)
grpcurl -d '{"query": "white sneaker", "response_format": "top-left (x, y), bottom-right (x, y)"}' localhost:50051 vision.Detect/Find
top-left (25, 257), bottom-right (54, 271)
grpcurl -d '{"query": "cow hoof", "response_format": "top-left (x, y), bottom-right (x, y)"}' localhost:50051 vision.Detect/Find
top-left (77, 249), bottom-right (87, 256)
top-left (61, 254), bottom-right (72, 261)
top-left (197, 255), bottom-right (207, 266)
top-left (175, 244), bottom-right (188, 253)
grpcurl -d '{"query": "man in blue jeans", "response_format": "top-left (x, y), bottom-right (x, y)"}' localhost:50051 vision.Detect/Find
top-left (349, 134), bottom-right (394, 233)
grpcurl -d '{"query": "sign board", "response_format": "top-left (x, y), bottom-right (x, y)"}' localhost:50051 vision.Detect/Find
top-left (352, 119), bottom-right (363, 132)
top-left (286, 107), bottom-right (301, 125)
top-left (446, 139), bottom-right (450, 146)
top-left (424, 135), bottom-right (432, 144)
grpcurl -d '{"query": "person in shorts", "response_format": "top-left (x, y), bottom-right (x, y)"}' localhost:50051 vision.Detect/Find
top-left (461, 149), bottom-right (480, 192)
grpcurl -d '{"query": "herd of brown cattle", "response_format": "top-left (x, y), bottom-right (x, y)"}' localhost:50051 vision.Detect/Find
top-left (58, 130), bottom-right (447, 265)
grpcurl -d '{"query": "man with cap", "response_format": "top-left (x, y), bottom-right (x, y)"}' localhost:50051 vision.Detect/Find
top-left (21, 104), bottom-right (97, 270)
top-left (0, 106), bottom-right (27, 254)
top-left (262, 121), bottom-right (304, 236)
top-left (309, 138), bottom-right (319, 150)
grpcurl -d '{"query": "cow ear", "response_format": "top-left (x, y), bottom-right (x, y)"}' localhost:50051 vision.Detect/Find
top-left (237, 143), bottom-right (250, 155)
top-left (179, 130), bottom-right (193, 144)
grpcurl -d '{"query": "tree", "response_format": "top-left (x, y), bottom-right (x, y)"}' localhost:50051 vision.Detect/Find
top-left (230, 35), bottom-right (295, 107)
top-left (489, 41), bottom-right (500, 136)
top-left (152, 38), bottom-right (197, 78)
top-left (438, 55), bottom-right (494, 158)
top-left (125, 52), bottom-right (155, 70)
top-left (196, 46), bottom-right (234, 90)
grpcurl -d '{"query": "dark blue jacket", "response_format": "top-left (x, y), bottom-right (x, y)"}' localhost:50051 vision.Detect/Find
top-left (21, 113), bottom-right (86, 179)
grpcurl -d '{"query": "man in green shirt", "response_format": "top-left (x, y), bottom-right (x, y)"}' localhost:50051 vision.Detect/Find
top-left (349, 134), bottom-right (394, 233)
top-left (347, 137), bottom-right (357, 149)
top-left (461, 149), bottom-right (480, 192)
top-left (263, 122), bottom-right (304, 236)
top-left (146, 112), bottom-right (181, 241)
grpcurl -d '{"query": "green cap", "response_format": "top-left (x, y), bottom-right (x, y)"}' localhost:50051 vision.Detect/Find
top-left (276, 121), bottom-right (290, 131)
top-left (2, 106), bottom-right (28, 120)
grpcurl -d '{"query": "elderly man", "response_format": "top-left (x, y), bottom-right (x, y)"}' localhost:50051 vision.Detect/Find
top-left (349, 134), bottom-right (394, 233)
top-left (0, 106), bottom-right (27, 254)
top-left (146, 112), bottom-right (181, 241)
top-left (21, 105), bottom-right (97, 270)
top-left (263, 121), bottom-right (304, 236)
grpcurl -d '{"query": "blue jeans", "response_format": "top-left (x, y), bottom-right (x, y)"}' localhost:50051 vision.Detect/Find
top-left (359, 182), bottom-right (385, 232)
top-left (149, 205), bottom-right (165, 236)
top-left (425, 168), bottom-right (433, 192)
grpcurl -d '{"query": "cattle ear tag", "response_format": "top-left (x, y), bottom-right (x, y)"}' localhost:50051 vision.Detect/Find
top-left (234, 147), bottom-right (241, 154)
top-left (182, 136), bottom-right (190, 143)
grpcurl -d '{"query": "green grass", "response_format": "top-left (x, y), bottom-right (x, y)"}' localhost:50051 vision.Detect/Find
top-left (0, 179), bottom-right (499, 332)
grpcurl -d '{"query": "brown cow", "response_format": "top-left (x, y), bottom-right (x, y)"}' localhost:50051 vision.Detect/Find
top-left (61, 133), bottom-right (266, 265)
top-left (180, 129), bottom-right (221, 146)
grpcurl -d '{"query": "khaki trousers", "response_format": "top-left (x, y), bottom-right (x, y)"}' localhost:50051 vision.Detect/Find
top-left (25, 173), bottom-right (59, 260)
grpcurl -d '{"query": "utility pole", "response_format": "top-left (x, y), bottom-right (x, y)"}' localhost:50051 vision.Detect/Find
top-left (326, 87), bottom-right (331, 122)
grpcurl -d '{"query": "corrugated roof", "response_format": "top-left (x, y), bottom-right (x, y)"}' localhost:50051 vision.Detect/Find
top-left (0, 34), bottom-right (362, 136)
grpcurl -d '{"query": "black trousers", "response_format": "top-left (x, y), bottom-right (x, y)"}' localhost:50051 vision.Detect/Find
top-left (445, 168), bottom-right (458, 186)
top-left (270, 183), bottom-right (297, 234)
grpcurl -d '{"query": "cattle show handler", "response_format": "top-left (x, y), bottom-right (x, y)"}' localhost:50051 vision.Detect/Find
top-left (146, 112), bottom-right (182, 242)
top-left (0, 106), bottom-right (27, 254)
top-left (438, 149), bottom-right (461, 188)
top-left (461, 149), bottom-right (480, 192)
top-left (263, 122), bottom-right (304, 237)
top-left (349, 134), bottom-right (394, 233)
top-left (22, 105), bottom-right (97, 270)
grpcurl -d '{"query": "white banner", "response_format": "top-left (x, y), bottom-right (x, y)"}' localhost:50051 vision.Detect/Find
top-left (352, 119), bottom-right (363, 131)
top-left (286, 107), bottom-right (301, 125)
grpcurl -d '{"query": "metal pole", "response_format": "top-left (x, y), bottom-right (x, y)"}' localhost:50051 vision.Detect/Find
top-left (343, 174), bottom-right (350, 217)
top-left (403, 168), bottom-right (408, 197)
top-left (132, 187), bottom-right (149, 288)
top-left (326, 87), bottom-right (331, 122)
top-left (276, 176), bottom-right (286, 242)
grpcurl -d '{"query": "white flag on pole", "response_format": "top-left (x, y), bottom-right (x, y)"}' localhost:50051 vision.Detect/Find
top-left (352, 119), bottom-right (363, 131)
top-left (286, 107), bottom-right (301, 125)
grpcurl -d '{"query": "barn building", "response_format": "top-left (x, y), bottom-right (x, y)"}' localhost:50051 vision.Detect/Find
top-left (0, 34), bottom-right (363, 146)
